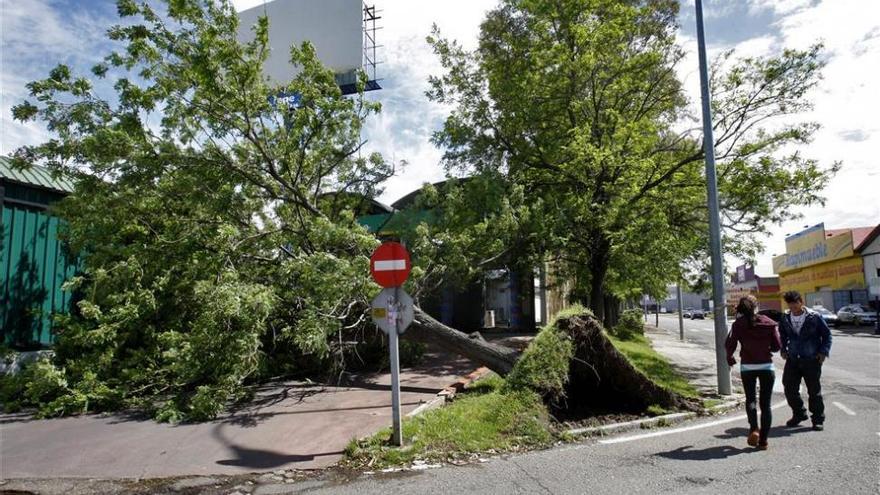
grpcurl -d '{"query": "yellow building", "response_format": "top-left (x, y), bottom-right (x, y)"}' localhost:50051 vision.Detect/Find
top-left (772, 223), bottom-right (874, 311)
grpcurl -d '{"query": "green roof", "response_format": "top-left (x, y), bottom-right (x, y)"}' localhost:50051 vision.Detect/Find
top-left (356, 209), bottom-right (437, 235)
top-left (0, 156), bottom-right (75, 193)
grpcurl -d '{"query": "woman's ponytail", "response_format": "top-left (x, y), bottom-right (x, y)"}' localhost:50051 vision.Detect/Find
top-left (736, 295), bottom-right (759, 327)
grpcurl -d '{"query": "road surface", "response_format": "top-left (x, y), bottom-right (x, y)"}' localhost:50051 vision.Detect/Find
top-left (276, 314), bottom-right (880, 494)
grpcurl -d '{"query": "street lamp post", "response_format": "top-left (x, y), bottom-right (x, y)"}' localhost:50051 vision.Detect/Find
top-left (676, 283), bottom-right (685, 341)
top-left (694, 0), bottom-right (732, 395)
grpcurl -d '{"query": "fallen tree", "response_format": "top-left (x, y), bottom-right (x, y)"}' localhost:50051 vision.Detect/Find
top-left (406, 307), bottom-right (699, 414)
top-left (407, 306), bottom-right (519, 375)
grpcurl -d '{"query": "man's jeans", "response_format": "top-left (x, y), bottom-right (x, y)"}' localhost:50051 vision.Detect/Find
top-left (783, 357), bottom-right (825, 424)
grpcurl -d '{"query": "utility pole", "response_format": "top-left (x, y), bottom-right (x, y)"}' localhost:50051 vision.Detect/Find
top-left (695, 0), bottom-right (731, 395)
top-left (676, 283), bottom-right (685, 341)
top-left (655, 301), bottom-right (660, 327)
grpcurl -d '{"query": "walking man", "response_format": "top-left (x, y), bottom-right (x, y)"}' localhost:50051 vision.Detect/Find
top-left (779, 290), bottom-right (832, 431)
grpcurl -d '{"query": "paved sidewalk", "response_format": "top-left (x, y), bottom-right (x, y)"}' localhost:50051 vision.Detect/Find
top-left (645, 326), bottom-right (730, 395)
top-left (645, 324), bottom-right (754, 397)
top-left (0, 349), bottom-right (476, 479)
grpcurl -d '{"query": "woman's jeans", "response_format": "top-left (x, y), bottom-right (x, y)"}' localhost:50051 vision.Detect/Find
top-left (741, 369), bottom-right (775, 442)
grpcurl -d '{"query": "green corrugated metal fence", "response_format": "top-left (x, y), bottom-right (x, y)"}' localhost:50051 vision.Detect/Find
top-left (1, 178), bottom-right (78, 348)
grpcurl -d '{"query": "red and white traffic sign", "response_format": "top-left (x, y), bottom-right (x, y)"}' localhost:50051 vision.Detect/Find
top-left (369, 242), bottom-right (411, 288)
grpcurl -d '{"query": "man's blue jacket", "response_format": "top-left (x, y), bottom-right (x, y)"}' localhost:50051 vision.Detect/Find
top-left (779, 307), bottom-right (832, 360)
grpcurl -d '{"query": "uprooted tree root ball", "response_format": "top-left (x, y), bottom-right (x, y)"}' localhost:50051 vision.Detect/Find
top-left (553, 312), bottom-right (701, 415)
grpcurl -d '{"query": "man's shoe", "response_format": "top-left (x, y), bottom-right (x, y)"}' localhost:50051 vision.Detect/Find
top-left (757, 442), bottom-right (769, 451)
top-left (786, 414), bottom-right (808, 427)
top-left (812, 423), bottom-right (824, 431)
top-left (747, 430), bottom-right (760, 447)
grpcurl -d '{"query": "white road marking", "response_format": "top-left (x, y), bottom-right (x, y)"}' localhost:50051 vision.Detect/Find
top-left (599, 401), bottom-right (787, 445)
top-left (373, 259), bottom-right (407, 271)
top-left (832, 401), bottom-right (856, 416)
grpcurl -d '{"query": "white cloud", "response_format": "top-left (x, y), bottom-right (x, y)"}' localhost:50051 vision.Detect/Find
top-left (722, 0), bottom-right (880, 262)
top-left (0, 0), bottom-right (114, 154)
top-left (357, 0), bottom-right (498, 204)
top-left (747, 0), bottom-right (814, 16)
top-left (232, 0), bottom-right (496, 205)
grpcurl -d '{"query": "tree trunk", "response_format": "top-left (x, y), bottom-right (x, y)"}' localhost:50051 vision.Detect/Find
top-left (587, 234), bottom-right (612, 328)
top-left (588, 266), bottom-right (607, 325)
top-left (603, 295), bottom-right (618, 328)
top-left (406, 306), bottom-right (519, 375)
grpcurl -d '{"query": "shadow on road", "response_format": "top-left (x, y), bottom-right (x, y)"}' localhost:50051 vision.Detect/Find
top-left (715, 426), bottom-right (811, 441)
top-left (216, 445), bottom-right (345, 469)
top-left (655, 444), bottom-right (756, 461)
top-left (221, 400), bottom-right (423, 428)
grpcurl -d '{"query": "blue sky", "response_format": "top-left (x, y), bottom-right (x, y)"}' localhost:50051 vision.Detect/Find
top-left (2, 0), bottom-right (878, 270)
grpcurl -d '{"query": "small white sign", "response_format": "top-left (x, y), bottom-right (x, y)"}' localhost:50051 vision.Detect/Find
top-left (371, 288), bottom-right (414, 335)
top-left (374, 259), bottom-right (407, 271)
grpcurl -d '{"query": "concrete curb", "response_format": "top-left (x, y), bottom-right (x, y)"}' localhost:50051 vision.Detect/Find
top-left (564, 395), bottom-right (746, 437)
top-left (405, 367), bottom-right (492, 419)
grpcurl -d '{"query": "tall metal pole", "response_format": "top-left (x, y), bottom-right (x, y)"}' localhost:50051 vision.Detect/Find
top-left (389, 286), bottom-right (403, 446)
top-left (655, 301), bottom-right (660, 327)
top-left (695, 0), bottom-right (731, 395)
top-left (676, 283), bottom-right (685, 341)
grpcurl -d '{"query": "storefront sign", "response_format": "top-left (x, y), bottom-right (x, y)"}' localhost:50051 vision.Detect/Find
top-left (773, 223), bottom-right (854, 274)
top-left (779, 256), bottom-right (866, 293)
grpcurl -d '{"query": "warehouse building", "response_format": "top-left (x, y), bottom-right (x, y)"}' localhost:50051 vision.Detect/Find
top-left (856, 225), bottom-right (880, 311)
top-left (1, 157), bottom-right (78, 348)
top-left (772, 223), bottom-right (877, 311)
top-left (727, 263), bottom-right (781, 313)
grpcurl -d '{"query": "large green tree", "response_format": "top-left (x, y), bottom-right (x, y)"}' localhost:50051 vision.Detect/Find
top-left (426, 0), bottom-right (837, 325)
top-left (7, 0), bottom-right (391, 420)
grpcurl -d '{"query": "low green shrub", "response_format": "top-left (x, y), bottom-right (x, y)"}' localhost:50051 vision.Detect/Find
top-left (610, 308), bottom-right (645, 341)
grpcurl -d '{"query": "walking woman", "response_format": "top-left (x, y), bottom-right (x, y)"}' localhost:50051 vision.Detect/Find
top-left (725, 295), bottom-right (782, 450)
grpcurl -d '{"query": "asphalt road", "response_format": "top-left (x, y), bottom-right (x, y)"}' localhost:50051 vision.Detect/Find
top-left (279, 314), bottom-right (880, 495)
top-left (654, 313), bottom-right (880, 391)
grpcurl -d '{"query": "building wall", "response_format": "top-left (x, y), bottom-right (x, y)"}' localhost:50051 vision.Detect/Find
top-left (1, 182), bottom-right (78, 348)
top-left (773, 224), bottom-right (868, 312)
top-left (663, 286), bottom-right (707, 312)
top-left (778, 256), bottom-right (865, 295)
top-left (861, 235), bottom-right (880, 308)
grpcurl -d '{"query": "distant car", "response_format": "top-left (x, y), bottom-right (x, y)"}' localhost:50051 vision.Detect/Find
top-left (691, 309), bottom-right (705, 320)
top-left (683, 308), bottom-right (694, 318)
top-left (757, 309), bottom-right (783, 323)
top-left (812, 306), bottom-right (839, 327)
top-left (837, 304), bottom-right (878, 326)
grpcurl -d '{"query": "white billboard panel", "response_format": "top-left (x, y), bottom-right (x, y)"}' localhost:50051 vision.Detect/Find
top-left (237, 0), bottom-right (363, 84)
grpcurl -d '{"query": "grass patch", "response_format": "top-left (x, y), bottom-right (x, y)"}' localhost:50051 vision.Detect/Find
top-left (344, 376), bottom-right (554, 469)
top-left (608, 333), bottom-right (699, 399)
top-left (646, 404), bottom-right (670, 416)
top-left (504, 324), bottom-right (573, 403)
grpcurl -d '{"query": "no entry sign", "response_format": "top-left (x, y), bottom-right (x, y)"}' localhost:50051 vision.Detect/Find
top-left (369, 242), bottom-right (411, 288)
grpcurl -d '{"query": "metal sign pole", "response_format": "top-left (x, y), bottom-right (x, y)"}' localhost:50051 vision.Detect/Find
top-left (389, 286), bottom-right (403, 446)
